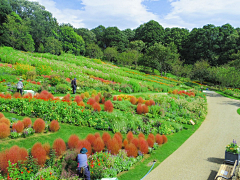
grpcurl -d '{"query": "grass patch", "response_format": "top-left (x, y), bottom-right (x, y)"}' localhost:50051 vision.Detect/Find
top-left (214, 90), bottom-right (240, 100)
top-left (237, 108), bottom-right (240, 115)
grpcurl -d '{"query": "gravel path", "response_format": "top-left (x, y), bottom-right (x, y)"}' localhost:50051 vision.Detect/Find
top-left (144, 91), bottom-right (240, 180)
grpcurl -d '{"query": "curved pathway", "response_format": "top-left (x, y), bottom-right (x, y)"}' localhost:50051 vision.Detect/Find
top-left (145, 91), bottom-right (240, 180)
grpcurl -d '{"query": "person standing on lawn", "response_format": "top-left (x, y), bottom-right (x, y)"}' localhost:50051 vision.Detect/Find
top-left (71, 78), bottom-right (77, 94)
top-left (16, 78), bottom-right (23, 96)
top-left (77, 147), bottom-right (90, 180)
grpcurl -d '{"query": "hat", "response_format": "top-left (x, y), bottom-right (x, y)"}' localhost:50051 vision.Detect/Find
top-left (74, 78), bottom-right (76, 80)
top-left (19, 78), bottom-right (23, 81)
top-left (80, 147), bottom-right (88, 154)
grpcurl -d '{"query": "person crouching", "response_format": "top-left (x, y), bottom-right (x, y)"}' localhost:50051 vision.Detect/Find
top-left (77, 147), bottom-right (90, 180)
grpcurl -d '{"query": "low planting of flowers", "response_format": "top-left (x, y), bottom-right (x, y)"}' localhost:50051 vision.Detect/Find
top-left (226, 139), bottom-right (240, 154)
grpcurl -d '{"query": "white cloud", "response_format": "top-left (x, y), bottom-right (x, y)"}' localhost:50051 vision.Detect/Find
top-left (28, 0), bottom-right (160, 29)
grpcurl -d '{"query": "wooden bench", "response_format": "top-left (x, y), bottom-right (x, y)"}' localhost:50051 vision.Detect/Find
top-left (215, 160), bottom-right (237, 180)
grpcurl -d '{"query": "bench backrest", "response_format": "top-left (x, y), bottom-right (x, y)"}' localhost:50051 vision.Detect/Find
top-left (230, 160), bottom-right (237, 177)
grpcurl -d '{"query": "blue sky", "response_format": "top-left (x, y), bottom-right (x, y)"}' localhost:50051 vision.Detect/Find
top-left (28, 0), bottom-right (240, 30)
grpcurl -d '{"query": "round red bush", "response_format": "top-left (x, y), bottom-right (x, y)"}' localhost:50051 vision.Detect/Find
top-left (12, 121), bottom-right (24, 133)
top-left (147, 137), bottom-right (154, 148)
top-left (0, 112), bottom-right (4, 119)
top-left (80, 93), bottom-right (85, 99)
top-left (79, 101), bottom-right (85, 108)
top-left (86, 134), bottom-right (96, 146)
top-left (93, 102), bottom-right (101, 112)
top-left (127, 131), bottom-right (134, 142)
top-left (0, 123), bottom-right (10, 139)
top-left (49, 120), bottom-right (60, 132)
top-left (0, 150), bottom-right (9, 174)
top-left (115, 132), bottom-right (122, 140)
top-left (125, 143), bottom-right (138, 157)
top-left (142, 104), bottom-right (149, 114)
top-left (87, 98), bottom-right (95, 106)
top-left (155, 134), bottom-right (163, 145)
top-left (19, 147), bottom-right (28, 161)
top-left (33, 118), bottom-right (45, 133)
top-left (68, 134), bottom-right (80, 150)
top-left (95, 95), bottom-right (100, 103)
top-left (138, 132), bottom-right (145, 139)
top-left (0, 117), bottom-right (10, 126)
top-left (107, 138), bottom-right (120, 155)
top-left (118, 97), bottom-right (122, 101)
top-left (162, 134), bottom-right (168, 143)
top-left (145, 100), bottom-right (150, 106)
top-left (53, 138), bottom-right (66, 156)
top-left (77, 140), bottom-right (92, 156)
top-left (93, 137), bottom-right (104, 152)
top-left (130, 97), bottom-right (137, 105)
top-left (13, 92), bottom-right (21, 98)
top-left (137, 104), bottom-right (143, 114)
top-left (148, 133), bottom-right (155, 142)
top-left (4, 93), bottom-right (11, 99)
top-left (104, 100), bottom-right (113, 112)
top-left (43, 143), bottom-right (50, 155)
top-left (114, 134), bottom-right (122, 148)
top-left (102, 132), bottom-right (111, 146)
top-left (149, 99), bottom-right (155, 106)
top-left (139, 138), bottom-right (148, 154)
top-left (138, 97), bottom-right (144, 104)
top-left (101, 97), bottom-right (105, 104)
top-left (123, 139), bottom-right (128, 147)
top-left (31, 142), bottom-right (46, 166)
top-left (113, 96), bottom-right (117, 101)
top-left (74, 95), bottom-right (82, 105)
top-left (94, 132), bottom-right (101, 139)
top-left (22, 117), bottom-right (32, 128)
top-left (131, 138), bottom-right (139, 149)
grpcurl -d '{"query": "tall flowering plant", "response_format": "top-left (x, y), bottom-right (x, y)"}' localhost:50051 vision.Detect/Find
top-left (226, 139), bottom-right (240, 154)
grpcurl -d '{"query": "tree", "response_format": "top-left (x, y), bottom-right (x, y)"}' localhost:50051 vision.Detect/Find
top-left (122, 28), bottom-right (135, 42)
top-left (85, 43), bottom-right (103, 59)
top-left (44, 37), bottom-right (62, 55)
top-left (74, 28), bottom-right (97, 45)
top-left (104, 47), bottom-right (118, 62)
top-left (134, 20), bottom-right (165, 47)
top-left (129, 40), bottom-right (145, 68)
top-left (59, 25), bottom-right (85, 56)
top-left (171, 59), bottom-right (185, 81)
top-left (117, 49), bottom-right (138, 66)
top-left (91, 25), bottom-right (106, 49)
top-left (0, 0), bottom-right (12, 35)
top-left (192, 60), bottom-right (210, 84)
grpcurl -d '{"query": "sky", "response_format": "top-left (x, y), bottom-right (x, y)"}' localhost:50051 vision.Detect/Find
top-left (28, 0), bottom-right (240, 30)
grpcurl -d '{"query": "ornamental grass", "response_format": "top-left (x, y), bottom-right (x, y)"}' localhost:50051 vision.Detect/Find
top-left (104, 100), bottom-right (113, 112)
top-left (33, 118), bottom-right (45, 133)
top-left (137, 104), bottom-right (143, 114)
top-left (12, 121), bottom-right (24, 133)
top-left (126, 131), bottom-right (134, 142)
top-left (0, 123), bottom-right (10, 139)
top-left (68, 134), bottom-right (80, 150)
top-left (102, 132), bottom-right (111, 147)
top-left (0, 112), bottom-right (4, 119)
top-left (156, 134), bottom-right (163, 145)
top-left (22, 117), bottom-right (32, 128)
top-left (139, 138), bottom-right (148, 154)
top-left (125, 143), bottom-right (138, 157)
top-left (86, 134), bottom-right (96, 146)
top-left (93, 137), bottom-right (104, 152)
top-left (93, 102), bottom-right (101, 112)
top-left (43, 142), bottom-right (50, 155)
top-left (0, 117), bottom-right (10, 126)
top-left (162, 134), bottom-right (168, 143)
top-left (31, 142), bottom-right (46, 166)
top-left (53, 138), bottom-right (66, 156)
top-left (107, 138), bottom-right (120, 155)
top-left (49, 120), bottom-right (60, 132)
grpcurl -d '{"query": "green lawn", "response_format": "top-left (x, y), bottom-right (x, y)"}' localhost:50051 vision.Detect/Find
top-left (215, 90), bottom-right (240, 100)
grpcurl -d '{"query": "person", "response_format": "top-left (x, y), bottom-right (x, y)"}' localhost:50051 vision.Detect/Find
top-left (71, 78), bottom-right (77, 94)
top-left (77, 147), bottom-right (90, 180)
top-left (16, 78), bottom-right (23, 96)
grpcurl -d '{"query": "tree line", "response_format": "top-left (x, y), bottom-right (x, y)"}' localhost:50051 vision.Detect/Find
top-left (1, 0), bottom-right (240, 88)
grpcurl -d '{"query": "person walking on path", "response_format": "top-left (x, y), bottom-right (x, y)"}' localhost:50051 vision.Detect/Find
top-left (71, 78), bottom-right (77, 94)
top-left (77, 147), bottom-right (90, 180)
top-left (16, 78), bottom-right (23, 96)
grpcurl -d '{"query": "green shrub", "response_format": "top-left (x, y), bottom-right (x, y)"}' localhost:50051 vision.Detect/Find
top-left (56, 84), bottom-right (70, 94)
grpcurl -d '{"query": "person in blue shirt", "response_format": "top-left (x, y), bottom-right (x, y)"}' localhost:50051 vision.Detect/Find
top-left (77, 147), bottom-right (90, 180)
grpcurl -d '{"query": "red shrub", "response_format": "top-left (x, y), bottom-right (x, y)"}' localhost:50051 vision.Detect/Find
top-left (31, 81), bottom-right (36, 84)
top-left (79, 101), bottom-right (85, 108)
top-left (172, 89), bottom-right (178, 94)
top-left (66, 78), bottom-right (71, 82)
top-left (33, 118), bottom-right (45, 133)
top-left (138, 132), bottom-right (145, 139)
top-left (80, 93), bottom-right (85, 99)
top-left (123, 139), bottom-right (128, 147)
top-left (23, 92), bottom-right (33, 99)
top-left (35, 90), bottom-right (53, 101)
top-left (130, 97), bottom-right (137, 105)
top-left (95, 95), bottom-right (100, 103)
top-left (148, 133), bottom-right (155, 142)
top-left (0, 123), bottom-right (10, 139)
top-left (149, 99), bottom-right (155, 106)
top-left (113, 96), bottom-right (117, 101)
top-left (74, 95), bottom-right (82, 105)
top-left (155, 134), bottom-right (163, 145)
top-left (77, 140), bottom-right (92, 156)
top-left (107, 138), bottom-right (120, 155)
top-left (118, 97), bottom-right (122, 101)
top-left (37, 82), bottom-right (41, 85)
top-left (125, 143), bottom-right (138, 157)
top-left (127, 131), bottom-right (134, 142)
top-left (53, 138), bottom-right (66, 156)
top-left (22, 117), bottom-right (32, 128)
top-left (4, 93), bottom-right (11, 99)
top-left (68, 135), bottom-right (80, 150)
top-left (93, 102), bottom-right (101, 112)
top-left (114, 134), bottom-right (122, 148)
top-left (94, 132), bottom-right (101, 139)
top-left (145, 100), bottom-right (150, 106)
top-left (93, 137), bottom-right (104, 152)
top-left (43, 143), bottom-right (50, 155)
top-left (12, 121), bottom-right (24, 133)
top-left (131, 138), bottom-right (139, 149)
top-left (49, 120), bottom-right (60, 132)
top-left (101, 97), bottom-right (105, 104)
top-left (86, 134), bottom-right (96, 146)
top-left (19, 147), bottom-right (28, 161)
top-left (13, 92), bottom-right (21, 98)
top-left (139, 138), bottom-right (148, 154)
top-left (97, 92), bottom-right (102, 98)
top-left (162, 134), bottom-right (168, 143)
top-left (0, 112), bottom-right (4, 119)
top-left (0, 150), bottom-right (9, 174)
top-left (62, 94), bottom-right (71, 102)
top-left (87, 98), bottom-right (95, 106)
top-left (137, 104), bottom-right (143, 114)
top-left (102, 132), bottom-right (111, 146)
top-left (142, 104), bottom-right (149, 114)
top-left (0, 117), bottom-right (10, 126)
top-left (76, 140), bottom-right (84, 152)
top-left (104, 100), bottom-right (113, 112)
top-left (0, 93), bottom-right (4, 98)
top-left (147, 137), bottom-right (154, 148)
top-left (138, 97), bottom-right (144, 104)
top-left (31, 142), bottom-right (46, 166)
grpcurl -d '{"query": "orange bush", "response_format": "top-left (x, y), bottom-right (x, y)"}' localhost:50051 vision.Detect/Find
top-left (123, 139), bottom-right (128, 147)
top-left (138, 97), bottom-right (144, 104)
top-left (107, 138), bottom-right (120, 155)
top-left (0, 112), bottom-right (4, 119)
top-left (147, 137), bottom-right (154, 148)
top-left (43, 143), bottom-right (50, 155)
top-left (87, 98), bottom-right (95, 106)
top-left (62, 94), bottom-right (71, 102)
top-left (113, 96), bottom-right (117, 101)
top-left (127, 131), bottom-right (134, 142)
top-left (138, 132), bottom-right (145, 139)
top-left (93, 137), bottom-right (104, 152)
top-left (94, 132), bottom-right (101, 139)
top-left (79, 101), bottom-right (85, 108)
top-left (104, 100), bottom-right (113, 112)
top-left (102, 132), bottom-right (111, 146)
top-left (162, 134), bottom-right (168, 143)
top-left (95, 95), bottom-right (100, 103)
top-left (155, 134), bottom-right (163, 145)
top-left (4, 93), bottom-right (11, 99)
top-left (0, 117), bottom-right (10, 126)
top-left (0, 123), bottom-right (10, 139)
top-left (145, 100), bottom-right (150, 106)
top-left (93, 102), bottom-right (101, 112)
top-left (149, 99), bottom-right (155, 106)
top-left (35, 90), bottom-right (53, 101)
top-left (172, 89), bottom-right (178, 95)
top-left (139, 138), bottom-right (148, 154)
top-left (101, 97), bottom-right (105, 104)
top-left (68, 134), bottom-right (80, 150)
top-left (142, 104), bottom-right (149, 114)
top-left (115, 132), bottom-right (122, 140)
top-left (13, 92), bottom-right (21, 98)
top-left (12, 121), bottom-right (24, 133)
top-left (74, 95), bottom-right (82, 105)
top-left (131, 138), bottom-right (139, 149)
top-left (114, 134), bottom-right (122, 148)
top-left (53, 138), bottom-right (66, 156)
top-left (80, 93), bottom-right (85, 99)
top-left (148, 133), bottom-right (155, 142)
top-left (86, 134), bottom-right (96, 146)
top-left (77, 140), bottom-right (92, 155)
top-left (137, 104), bottom-right (143, 114)
top-left (125, 143), bottom-right (138, 157)
top-left (22, 117), bottom-right (32, 128)
top-left (33, 118), bottom-right (45, 133)
top-left (118, 97), bottom-right (122, 101)
top-left (49, 120), bottom-right (60, 132)
top-left (130, 97), bottom-right (137, 105)
top-left (31, 142), bottom-right (46, 166)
